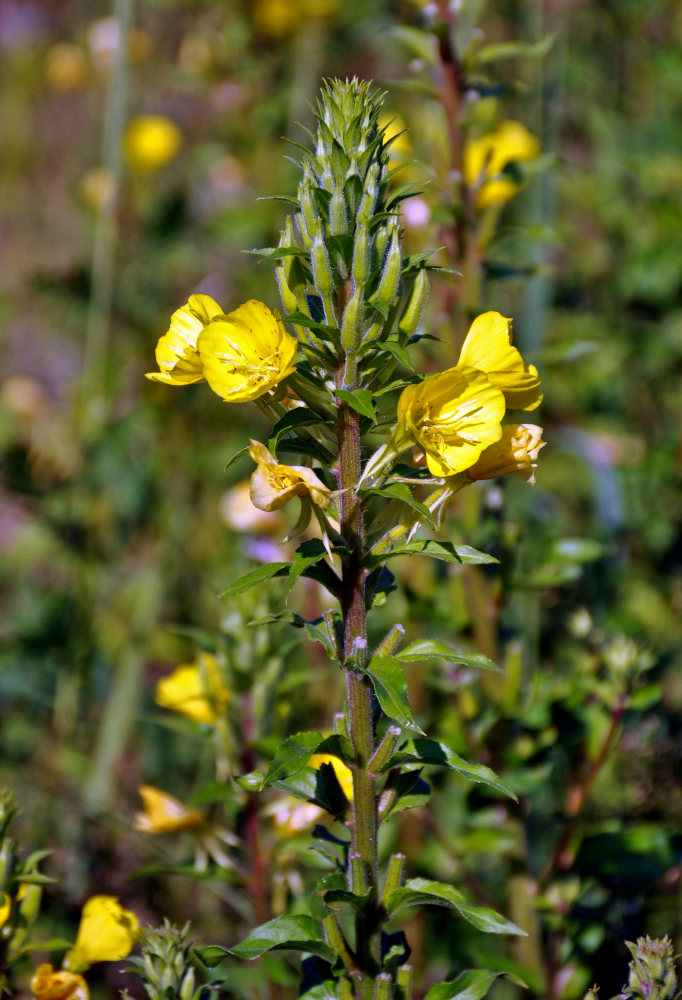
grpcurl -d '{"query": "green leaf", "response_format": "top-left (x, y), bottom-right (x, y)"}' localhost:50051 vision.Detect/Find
top-left (315, 872), bottom-right (371, 911)
top-left (367, 539), bottom-right (498, 567)
top-left (336, 389), bottom-right (376, 421)
top-left (386, 878), bottom-right (525, 935)
top-left (284, 312), bottom-right (341, 342)
top-left (277, 436), bottom-right (336, 464)
top-left (397, 640), bottom-right (505, 675)
top-left (219, 563), bottom-right (288, 599)
top-left (472, 33), bottom-right (555, 66)
top-left (365, 656), bottom-right (423, 732)
top-left (268, 409), bottom-right (332, 454)
top-left (384, 738), bottom-right (516, 799)
top-left (381, 770), bottom-right (431, 818)
top-left (247, 245), bottom-right (309, 261)
top-left (363, 482), bottom-right (437, 527)
top-left (289, 539), bottom-right (329, 594)
top-left (229, 915), bottom-right (336, 962)
top-left (195, 945), bottom-right (232, 968)
top-left (378, 341), bottom-right (412, 368)
top-left (224, 446), bottom-right (250, 471)
top-left (261, 731), bottom-right (354, 788)
top-left (424, 970), bottom-right (505, 1000)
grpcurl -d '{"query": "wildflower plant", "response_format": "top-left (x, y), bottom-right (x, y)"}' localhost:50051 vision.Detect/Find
top-left (147, 79), bottom-right (545, 997)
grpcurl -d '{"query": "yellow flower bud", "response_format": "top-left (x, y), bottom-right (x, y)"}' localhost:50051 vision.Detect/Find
top-left (197, 300), bottom-right (297, 403)
top-left (308, 754), bottom-right (354, 801)
top-left (457, 311), bottom-right (542, 411)
top-left (464, 120), bottom-right (540, 210)
top-left (64, 897), bottom-right (139, 971)
top-left (248, 441), bottom-right (331, 511)
top-left (155, 653), bottom-right (230, 725)
top-left (146, 294), bottom-right (223, 386)
top-left (123, 115), bottom-right (183, 173)
top-left (134, 786), bottom-right (203, 835)
top-left (466, 423), bottom-right (545, 484)
top-left (31, 964), bottom-right (88, 1000)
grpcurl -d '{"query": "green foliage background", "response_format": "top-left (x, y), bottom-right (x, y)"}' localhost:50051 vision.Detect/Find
top-left (0, 1), bottom-right (681, 999)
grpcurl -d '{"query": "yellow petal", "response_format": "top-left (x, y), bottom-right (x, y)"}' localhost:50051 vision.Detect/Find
top-left (31, 965), bottom-right (89, 1000)
top-left (457, 312), bottom-right (542, 411)
top-left (467, 423), bottom-right (546, 483)
top-left (308, 753), bottom-right (354, 802)
top-left (65, 897), bottom-right (139, 970)
top-left (155, 654), bottom-right (229, 725)
top-left (146, 294), bottom-right (223, 385)
top-left (248, 439), bottom-right (330, 511)
top-left (134, 785), bottom-right (203, 834)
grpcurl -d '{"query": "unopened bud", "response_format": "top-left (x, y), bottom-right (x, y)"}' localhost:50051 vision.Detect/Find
top-left (396, 965), bottom-right (413, 1000)
top-left (398, 268), bottom-right (429, 337)
top-left (372, 228), bottom-right (402, 309)
top-left (311, 238), bottom-right (334, 297)
top-left (625, 936), bottom-right (678, 1000)
top-left (380, 853), bottom-right (405, 906)
top-left (352, 221), bottom-right (371, 285)
top-left (179, 967), bottom-right (196, 1000)
top-left (276, 266), bottom-right (299, 316)
top-left (330, 187), bottom-right (348, 235)
top-left (359, 164), bottom-right (380, 218)
top-left (341, 286), bottom-right (365, 351)
top-left (374, 972), bottom-right (392, 1000)
top-left (18, 883), bottom-right (42, 926)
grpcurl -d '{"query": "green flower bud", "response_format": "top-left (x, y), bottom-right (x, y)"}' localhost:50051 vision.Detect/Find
top-left (329, 186), bottom-right (348, 235)
top-left (311, 237), bottom-right (334, 297)
top-left (373, 972), bottom-right (392, 1000)
top-left (341, 286), bottom-right (365, 351)
top-left (372, 226), bottom-right (402, 310)
top-left (352, 221), bottom-right (371, 285)
top-left (180, 967), bottom-right (196, 1000)
top-left (0, 839), bottom-right (16, 894)
top-left (625, 936), bottom-right (678, 1000)
top-left (398, 268), bottom-right (429, 337)
top-left (276, 266), bottom-right (299, 316)
top-left (18, 882), bottom-right (41, 927)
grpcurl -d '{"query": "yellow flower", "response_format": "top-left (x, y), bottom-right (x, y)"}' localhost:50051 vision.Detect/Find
top-left (308, 753), bottom-right (354, 801)
top-left (197, 300), bottom-right (297, 402)
top-left (456, 311), bottom-right (542, 411)
top-left (146, 294), bottom-right (223, 386)
top-left (464, 120), bottom-right (540, 209)
top-left (395, 367), bottom-right (506, 477)
top-left (252, 0), bottom-right (338, 37)
top-left (134, 785), bottom-right (203, 834)
top-left (64, 897), bottom-right (139, 972)
top-left (379, 111), bottom-right (412, 160)
top-left (466, 423), bottom-right (546, 484)
top-left (31, 965), bottom-right (88, 1000)
top-left (123, 114), bottom-right (183, 172)
top-left (44, 44), bottom-right (90, 93)
top-left (155, 653), bottom-right (229, 725)
top-left (248, 441), bottom-right (331, 511)
top-left (0, 883), bottom-right (28, 926)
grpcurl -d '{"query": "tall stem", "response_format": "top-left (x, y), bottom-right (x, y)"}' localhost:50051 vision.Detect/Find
top-left (336, 284), bottom-right (380, 981)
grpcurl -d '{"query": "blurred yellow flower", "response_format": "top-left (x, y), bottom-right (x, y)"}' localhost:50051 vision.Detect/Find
top-left (379, 111), bottom-right (412, 160)
top-left (44, 43), bottom-right (89, 92)
top-left (79, 167), bottom-right (116, 212)
top-left (457, 311), bottom-right (543, 411)
top-left (197, 300), bottom-right (297, 403)
top-left (248, 441), bottom-right (331, 511)
top-left (134, 785), bottom-right (203, 834)
top-left (155, 653), bottom-right (229, 725)
top-left (467, 423), bottom-right (546, 484)
top-left (31, 965), bottom-right (88, 1000)
top-left (464, 120), bottom-right (540, 209)
top-left (396, 367), bottom-right (506, 477)
top-left (123, 114), bottom-right (183, 172)
top-left (146, 294), bottom-right (223, 386)
top-left (64, 897), bottom-right (138, 972)
top-left (308, 753), bottom-right (354, 801)
top-left (253, 0), bottom-right (339, 38)
top-left (219, 480), bottom-right (285, 534)
top-left (0, 882), bottom-right (28, 926)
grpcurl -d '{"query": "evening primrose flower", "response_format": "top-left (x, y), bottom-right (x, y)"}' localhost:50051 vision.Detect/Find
top-left (466, 423), bottom-right (546, 484)
top-left (145, 294), bottom-right (223, 386)
top-left (457, 311), bottom-right (542, 411)
top-left (155, 653), bottom-right (229, 725)
top-left (464, 120), bottom-right (540, 210)
top-left (197, 300), bottom-right (297, 402)
top-left (308, 753), bottom-right (354, 801)
top-left (248, 440), bottom-right (331, 511)
top-left (30, 965), bottom-right (88, 1000)
top-left (123, 114), bottom-right (183, 172)
top-left (134, 786), bottom-right (203, 834)
top-left (63, 897), bottom-right (139, 972)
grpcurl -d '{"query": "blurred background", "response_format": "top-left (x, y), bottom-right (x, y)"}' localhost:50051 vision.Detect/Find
top-left (1, 1), bottom-right (681, 998)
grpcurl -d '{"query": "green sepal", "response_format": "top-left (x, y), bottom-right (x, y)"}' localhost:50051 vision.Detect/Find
top-left (336, 389), bottom-right (376, 421)
top-left (383, 738), bottom-right (516, 799)
top-left (228, 915), bottom-right (336, 963)
top-left (364, 656), bottom-right (423, 732)
top-left (366, 540), bottom-right (498, 567)
top-left (385, 878), bottom-right (526, 936)
top-left (423, 970), bottom-right (506, 1000)
top-left (396, 640), bottom-right (505, 675)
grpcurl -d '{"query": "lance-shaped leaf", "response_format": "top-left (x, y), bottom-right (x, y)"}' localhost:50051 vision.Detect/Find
top-left (367, 539), bottom-right (498, 567)
top-left (396, 640), bottom-right (505, 675)
top-left (336, 389), bottom-right (376, 421)
top-left (288, 538), bottom-right (329, 593)
top-left (362, 482), bottom-right (438, 527)
top-left (260, 731), bottom-right (354, 788)
top-left (424, 970), bottom-right (505, 1000)
top-left (219, 562), bottom-right (289, 598)
top-left (229, 915), bottom-right (336, 962)
top-left (268, 408), bottom-right (334, 453)
top-left (383, 738), bottom-right (515, 799)
top-left (385, 878), bottom-right (525, 936)
top-left (364, 656), bottom-right (423, 732)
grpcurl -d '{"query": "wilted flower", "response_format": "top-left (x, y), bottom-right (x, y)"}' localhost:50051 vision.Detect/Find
top-left (248, 441), bottom-right (331, 511)
top-left (467, 423), bottom-right (545, 484)
top-left (197, 300), bottom-right (297, 403)
top-left (124, 114), bottom-right (183, 172)
top-left (30, 965), bottom-right (88, 1000)
top-left (464, 120), bottom-right (540, 209)
top-left (395, 367), bottom-right (506, 477)
top-left (134, 786), bottom-right (203, 834)
top-left (155, 653), bottom-right (229, 725)
top-left (64, 897), bottom-right (139, 972)
top-left (308, 753), bottom-right (354, 801)
top-left (457, 312), bottom-right (542, 411)
top-left (145, 294), bottom-right (223, 386)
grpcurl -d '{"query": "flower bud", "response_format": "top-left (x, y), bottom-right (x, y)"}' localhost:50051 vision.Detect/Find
top-left (352, 221), bottom-right (371, 285)
top-left (276, 266), bottom-right (299, 315)
top-left (329, 186), bottom-right (348, 235)
top-left (359, 164), bottom-right (380, 218)
top-left (398, 268), bottom-right (429, 337)
top-left (372, 226), bottom-right (402, 310)
top-left (311, 237), bottom-right (335, 297)
top-left (625, 936), bottom-right (678, 1000)
top-left (180, 967), bottom-right (196, 1000)
top-left (341, 286), bottom-right (365, 352)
